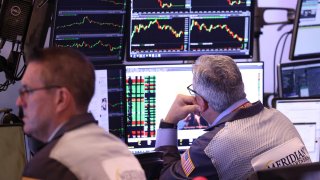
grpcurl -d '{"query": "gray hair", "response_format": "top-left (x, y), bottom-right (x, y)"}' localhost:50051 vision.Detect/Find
top-left (192, 55), bottom-right (246, 112)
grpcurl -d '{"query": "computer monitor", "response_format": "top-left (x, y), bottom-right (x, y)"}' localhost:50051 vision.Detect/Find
top-left (126, 62), bottom-right (263, 153)
top-left (127, 0), bottom-right (254, 61)
top-left (294, 123), bottom-right (317, 155)
top-left (51, 0), bottom-right (127, 64)
top-left (289, 0), bottom-right (320, 60)
top-left (272, 98), bottom-right (320, 162)
top-left (278, 60), bottom-right (320, 98)
top-left (88, 65), bottom-right (126, 141)
top-left (238, 62), bottom-right (264, 103)
top-left (248, 161), bottom-right (320, 180)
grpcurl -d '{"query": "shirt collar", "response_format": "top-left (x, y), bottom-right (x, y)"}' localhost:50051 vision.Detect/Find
top-left (47, 122), bottom-right (66, 142)
top-left (47, 113), bottom-right (97, 142)
top-left (210, 98), bottom-right (249, 127)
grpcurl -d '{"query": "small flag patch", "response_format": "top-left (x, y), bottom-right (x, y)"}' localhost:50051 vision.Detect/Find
top-left (181, 149), bottom-right (195, 177)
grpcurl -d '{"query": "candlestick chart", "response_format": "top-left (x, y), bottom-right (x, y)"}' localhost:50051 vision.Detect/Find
top-left (128, 0), bottom-right (254, 60)
top-left (189, 16), bottom-right (247, 51)
top-left (130, 18), bottom-right (186, 53)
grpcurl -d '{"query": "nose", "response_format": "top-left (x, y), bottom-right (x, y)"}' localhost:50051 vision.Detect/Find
top-left (16, 95), bottom-right (24, 107)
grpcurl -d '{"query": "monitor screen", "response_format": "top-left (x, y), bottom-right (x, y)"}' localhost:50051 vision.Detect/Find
top-left (272, 98), bottom-right (320, 162)
top-left (88, 65), bottom-right (126, 140)
top-left (238, 62), bottom-right (264, 103)
top-left (51, 0), bottom-right (127, 64)
top-left (127, 0), bottom-right (254, 61)
top-left (293, 123), bottom-right (317, 156)
top-left (279, 60), bottom-right (320, 98)
top-left (126, 62), bottom-right (263, 153)
top-left (289, 0), bottom-right (320, 60)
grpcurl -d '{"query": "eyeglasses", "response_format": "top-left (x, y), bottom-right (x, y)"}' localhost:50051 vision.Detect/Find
top-left (187, 84), bottom-right (208, 103)
top-left (19, 85), bottom-right (62, 99)
top-left (187, 84), bottom-right (198, 96)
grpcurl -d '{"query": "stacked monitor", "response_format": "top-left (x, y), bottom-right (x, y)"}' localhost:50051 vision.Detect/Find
top-left (52, 0), bottom-right (259, 154)
top-left (125, 62), bottom-right (263, 153)
top-left (273, 98), bottom-right (320, 162)
top-left (278, 60), bottom-right (320, 98)
top-left (50, 0), bottom-right (256, 62)
top-left (127, 0), bottom-right (254, 61)
top-left (277, 0), bottom-right (320, 161)
top-left (51, 0), bottom-right (127, 64)
top-left (289, 0), bottom-right (320, 60)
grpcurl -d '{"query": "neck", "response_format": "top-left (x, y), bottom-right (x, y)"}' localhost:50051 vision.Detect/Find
top-left (202, 106), bottom-right (220, 125)
top-left (209, 98), bottom-right (250, 127)
top-left (44, 106), bottom-right (84, 142)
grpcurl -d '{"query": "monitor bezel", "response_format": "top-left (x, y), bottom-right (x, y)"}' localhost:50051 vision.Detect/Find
top-left (125, 0), bottom-right (255, 62)
top-left (237, 61), bottom-right (264, 104)
top-left (91, 64), bottom-right (127, 142)
top-left (278, 59), bottom-right (320, 98)
top-left (272, 97), bottom-right (320, 109)
top-left (50, 0), bottom-right (128, 65)
top-left (271, 97), bottom-right (320, 162)
top-left (125, 61), bottom-right (264, 152)
top-left (289, 0), bottom-right (320, 60)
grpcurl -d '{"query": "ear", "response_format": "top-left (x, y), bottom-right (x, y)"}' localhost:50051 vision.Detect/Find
top-left (196, 95), bottom-right (208, 112)
top-left (54, 87), bottom-right (72, 113)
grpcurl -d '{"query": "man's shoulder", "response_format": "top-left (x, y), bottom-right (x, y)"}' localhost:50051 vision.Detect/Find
top-left (23, 143), bottom-right (78, 180)
top-left (51, 123), bottom-right (146, 179)
top-left (53, 123), bottom-right (130, 157)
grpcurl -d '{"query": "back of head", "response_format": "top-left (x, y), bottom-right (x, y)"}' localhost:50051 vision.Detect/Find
top-left (27, 47), bottom-right (95, 111)
top-left (193, 55), bottom-right (246, 112)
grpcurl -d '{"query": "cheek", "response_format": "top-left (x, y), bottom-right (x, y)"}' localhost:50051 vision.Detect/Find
top-left (24, 103), bottom-right (51, 131)
top-left (26, 101), bottom-right (40, 115)
top-left (25, 99), bottom-right (51, 120)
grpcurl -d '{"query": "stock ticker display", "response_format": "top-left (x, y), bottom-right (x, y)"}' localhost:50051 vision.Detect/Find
top-left (128, 0), bottom-right (254, 61)
top-left (88, 66), bottom-right (126, 140)
top-left (52, 0), bottom-right (127, 63)
top-left (126, 75), bottom-right (157, 140)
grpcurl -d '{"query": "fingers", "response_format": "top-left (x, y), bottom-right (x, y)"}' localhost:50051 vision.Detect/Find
top-left (164, 94), bottom-right (201, 124)
top-left (177, 94), bottom-right (197, 105)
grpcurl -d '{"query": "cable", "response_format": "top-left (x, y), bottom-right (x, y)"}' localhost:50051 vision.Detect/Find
top-left (0, 79), bottom-right (10, 91)
top-left (279, 32), bottom-right (291, 65)
top-left (273, 30), bottom-right (292, 97)
top-left (14, 52), bottom-right (26, 80)
top-left (276, 32), bottom-right (291, 97)
top-left (277, 31), bottom-right (292, 96)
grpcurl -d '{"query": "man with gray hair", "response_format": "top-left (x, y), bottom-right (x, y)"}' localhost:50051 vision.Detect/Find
top-left (155, 55), bottom-right (311, 179)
